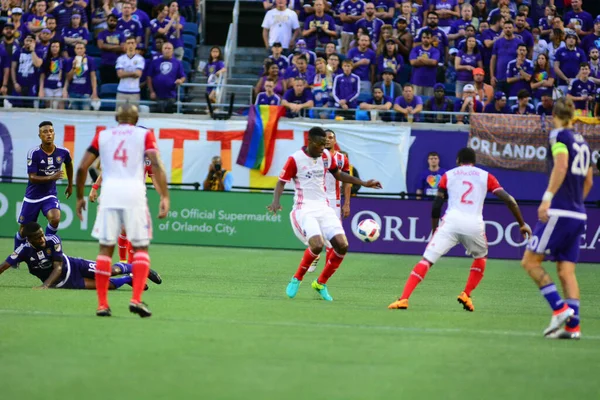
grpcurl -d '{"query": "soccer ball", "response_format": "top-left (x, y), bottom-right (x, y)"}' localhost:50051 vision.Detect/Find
top-left (355, 219), bottom-right (381, 242)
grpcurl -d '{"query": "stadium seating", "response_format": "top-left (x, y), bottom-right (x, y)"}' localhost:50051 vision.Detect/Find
top-left (183, 22), bottom-right (199, 38)
top-left (183, 35), bottom-right (197, 50)
top-left (99, 83), bottom-right (118, 99)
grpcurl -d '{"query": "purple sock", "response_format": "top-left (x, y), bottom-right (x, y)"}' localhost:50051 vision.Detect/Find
top-left (540, 283), bottom-right (564, 311)
top-left (114, 262), bottom-right (133, 275)
top-left (565, 299), bottom-right (580, 328)
top-left (109, 275), bottom-right (132, 289)
top-left (45, 224), bottom-right (58, 236)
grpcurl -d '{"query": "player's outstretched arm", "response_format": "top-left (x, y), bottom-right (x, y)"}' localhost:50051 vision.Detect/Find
top-left (76, 150), bottom-right (99, 221)
top-left (0, 261), bottom-right (11, 276)
top-left (494, 189), bottom-right (531, 238)
top-left (35, 260), bottom-right (63, 289)
top-left (146, 150), bottom-right (170, 219)
top-left (332, 170), bottom-right (382, 189)
top-left (267, 180), bottom-right (286, 215)
top-left (431, 189), bottom-right (446, 233)
top-left (64, 159), bottom-right (74, 199)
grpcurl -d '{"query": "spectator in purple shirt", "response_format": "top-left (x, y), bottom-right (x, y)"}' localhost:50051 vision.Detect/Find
top-left (410, 29), bottom-right (440, 97)
top-left (147, 41), bottom-right (186, 113)
top-left (38, 40), bottom-right (66, 109)
top-left (339, 0), bottom-right (366, 54)
top-left (129, 0), bottom-right (151, 50)
top-left (44, 16), bottom-right (62, 44)
top-left (491, 20), bottom-right (523, 95)
top-left (63, 42), bottom-right (98, 110)
top-left (284, 53), bottom-right (316, 88)
top-left (61, 13), bottom-right (89, 57)
top-left (376, 38), bottom-right (403, 80)
top-left (588, 48), bottom-right (600, 86)
top-left (167, 1), bottom-right (185, 60)
top-left (268, 42), bottom-right (289, 71)
top-left (203, 46), bottom-right (226, 103)
top-left (0, 44), bottom-right (8, 97)
top-left (255, 62), bottom-right (286, 97)
top-left (333, 59), bottom-right (360, 109)
top-left (564, 0), bottom-right (593, 38)
top-left (255, 78), bottom-right (282, 105)
top-left (11, 34), bottom-right (44, 107)
top-left (429, 0), bottom-right (459, 32)
top-left (355, 3), bottom-right (384, 45)
top-left (536, 93), bottom-right (553, 115)
top-left (97, 14), bottom-right (124, 84)
top-left (515, 13), bottom-right (534, 59)
top-left (282, 77), bottom-right (315, 117)
top-left (580, 16), bottom-right (600, 55)
top-left (481, 13), bottom-right (503, 69)
top-left (567, 62), bottom-right (596, 111)
top-left (506, 43), bottom-right (534, 97)
top-left (346, 33), bottom-right (376, 94)
top-left (359, 86), bottom-right (392, 110)
top-left (416, 152), bottom-right (447, 199)
top-left (393, 83), bottom-right (423, 122)
top-left (554, 31), bottom-right (587, 96)
top-left (150, 4), bottom-right (175, 39)
top-left (455, 36), bottom-right (482, 97)
top-left (36, 28), bottom-right (53, 59)
top-left (531, 53), bottom-right (555, 104)
top-left (372, 0), bottom-right (394, 25)
top-left (483, 91), bottom-right (510, 114)
top-left (90, 0), bottom-right (121, 35)
top-left (117, 3), bottom-right (143, 45)
top-left (25, 0), bottom-right (49, 36)
top-left (415, 12), bottom-right (449, 63)
top-left (448, 3), bottom-right (474, 42)
top-left (302, 0), bottom-right (337, 51)
top-left (424, 83), bottom-right (454, 123)
top-left (511, 89), bottom-right (535, 115)
top-left (51, 0), bottom-right (87, 31)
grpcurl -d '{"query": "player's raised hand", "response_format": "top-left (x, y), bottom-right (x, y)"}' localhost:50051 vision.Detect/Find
top-left (158, 196), bottom-right (170, 219)
top-left (267, 202), bottom-right (282, 215)
top-left (65, 184), bottom-right (73, 199)
top-left (520, 224), bottom-right (532, 239)
top-left (364, 179), bottom-right (382, 189)
top-left (76, 198), bottom-right (86, 221)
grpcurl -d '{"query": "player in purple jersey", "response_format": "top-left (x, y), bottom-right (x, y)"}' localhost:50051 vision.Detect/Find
top-left (0, 222), bottom-right (162, 290)
top-left (521, 98), bottom-right (593, 340)
top-left (14, 121), bottom-right (73, 251)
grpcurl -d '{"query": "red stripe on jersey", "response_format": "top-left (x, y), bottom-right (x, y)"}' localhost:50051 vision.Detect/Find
top-left (145, 130), bottom-right (158, 152)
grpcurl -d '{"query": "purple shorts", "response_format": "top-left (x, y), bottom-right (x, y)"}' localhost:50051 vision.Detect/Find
top-left (527, 214), bottom-right (585, 263)
top-left (17, 197), bottom-right (60, 225)
top-left (56, 257), bottom-right (96, 289)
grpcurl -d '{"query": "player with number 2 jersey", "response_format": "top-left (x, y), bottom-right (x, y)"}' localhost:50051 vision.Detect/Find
top-left (389, 148), bottom-right (530, 312)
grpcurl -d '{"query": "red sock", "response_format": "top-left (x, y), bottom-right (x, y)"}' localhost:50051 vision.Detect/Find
top-left (325, 247), bottom-right (334, 263)
top-left (131, 251), bottom-right (150, 303)
top-left (399, 260), bottom-right (431, 300)
top-left (464, 258), bottom-right (486, 296)
top-left (118, 234), bottom-right (128, 261)
top-left (127, 242), bottom-right (134, 264)
top-left (95, 255), bottom-right (112, 309)
top-left (294, 248), bottom-right (319, 281)
top-left (318, 250), bottom-right (345, 284)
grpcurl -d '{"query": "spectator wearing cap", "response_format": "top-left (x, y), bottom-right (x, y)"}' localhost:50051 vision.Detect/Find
top-left (506, 43), bottom-right (533, 98)
top-left (564, 0), bottom-right (593, 38)
top-left (1, 23), bottom-right (18, 70)
top-left (394, 15), bottom-right (414, 63)
top-left (355, 3), bottom-right (384, 45)
top-left (530, 53), bottom-right (555, 106)
top-left (287, 40), bottom-right (317, 65)
top-left (285, 53), bottom-right (316, 88)
top-left (302, 0), bottom-right (337, 51)
top-left (11, 34), bottom-right (44, 106)
top-left (568, 62), bottom-right (596, 111)
top-left (332, 59), bottom-right (360, 109)
top-left (97, 14), bottom-right (124, 85)
top-left (536, 93), bottom-right (553, 116)
top-left (409, 29), bottom-right (440, 97)
top-left (347, 33), bottom-right (376, 95)
top-left (581, 16), bottom-right (600, 55)
top-left (554, 31), bottom-right (587, 97)
top-left (147, 41), bottom-right (186, 113)
top-left (61, 13), bottom-right (89, 57)
top-left (448, 3), bottom-right (473, 42)
top-left (117, 2), bottom-right (143, 45)
top-left (393, 83), bottom-right (423, 122)
top-left (455, 83), bottom-right (484, 124)
top-left (374, 67), bottom-right (401, 100)
top-left (515, 13), bottom-right (534, 59)
top-left (25, 0), bottom-right (48, 36)
top-left (339, 0), bottom-right (366, 55)
top-left (282, 77), bottom-right (314, 117)
top-left (51, 0), bottom-right (87, 31)
top-left (491, 20), bottom-right (523, 95)
top-left (455, 35), bottom-right (482, 97)
top-left (376, 38), bottom-right (402, 80)
top-left (9, 7), bottom-right (23, 40)
top-left (63, 42), bottom-right (98, 110)
top-left (424, 83), bottom-right (454, 123)
top-left (262, 0), bottom-right (300, 52)
top-left (473, 67), bottom-right (493, 106)
top-left (511, 89), bottom-right (535, 115)
top-left (36, 28), bottom-right (52, 58)
top-left (359, 85), bottom-right (392, 110)
top-left (268, 42), bottom-right (290, 71)
top-left (484, 91), bottom-right (510, 114)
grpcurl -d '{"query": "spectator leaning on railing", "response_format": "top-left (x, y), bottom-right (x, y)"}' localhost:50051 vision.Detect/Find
top-left (282, 76), bottom-right (314, 117)
top-left (393, 83), bottom-right (422, 122)
top-left (455, 84), bottom-right (483, 124)
top-left (483, 91), bottom-right (510, 114)
top-left (359, 85), bottom-right (392, 111)
top-left (255, 78), bottom-right (281, 105)
top-left (147, 41), bottom-right (185, 113)
top-left (511, 89), bottom-right (535, 115)
top-left (424, 83), bottom-right (453, 123)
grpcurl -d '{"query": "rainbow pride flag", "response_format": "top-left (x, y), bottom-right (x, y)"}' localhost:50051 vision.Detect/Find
top-left (236, 105), bottom-right (286, 175)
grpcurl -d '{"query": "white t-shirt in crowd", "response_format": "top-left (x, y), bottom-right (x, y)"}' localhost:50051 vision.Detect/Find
top-left (261, 7), bottom-right (300, 49)
top-left (116, 53), bottom-right (145, 94)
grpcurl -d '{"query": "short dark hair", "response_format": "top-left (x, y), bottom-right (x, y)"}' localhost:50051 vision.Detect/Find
top-left (428, 152), bottom-right (439, 158)
top-left (125, 36), bottom-right (137, 42)
top-left (308, 127), bottom-right (327, 139)
top-left (580, 62), bottom-right (590, 69)
top-left (516, 12), bottom-right (527, 19)
top-left (428, 11), bottom-right (438, 18)
top-left (324, 129), bottom-right (335, 137)
top-left (518, 43), bottom-right (527, 51)
top-left (421, 29), bottom-right (433, 37)
top-left (457, 147), bottom-right (476, 165)
top-left (296, 54), bottom-right (307, 63)
top-left (39, 121), bottom-right (53, 128)
top-left (107, 13), bottom-right (118, 21)
top-left (489, 13), bottom-right (502, 25)
top-left (517, 89), bottom-right (530, 99)
top-left (503, 19), bottom-right (515, 26)
top-left (23, 222), bottom-right (42, 237)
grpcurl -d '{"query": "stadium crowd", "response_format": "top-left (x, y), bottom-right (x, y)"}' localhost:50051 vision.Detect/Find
top-left (258, 0), bottom-right (600, 122)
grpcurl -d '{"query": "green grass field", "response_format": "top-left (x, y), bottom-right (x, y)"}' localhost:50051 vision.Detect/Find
top-left (0, 238), bottom-right (599, 399)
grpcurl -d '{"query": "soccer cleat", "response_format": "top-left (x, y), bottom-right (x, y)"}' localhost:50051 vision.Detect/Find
top-left (543, 305), bottom-right (575, 337)
top-left (286, 277), bottom-right (301, 298)
top-left (546, 327), bottom-right (581, 340)
top-left (457, 292), bottom-right (475, 312)
top-left (388, 299), bottom-right (409, 310)
top-left (96, 307), bottom-right (112, 317)
top-left (311, 280), bottom-right (333, 301)
top-left (307, 255), bottom-right (320, 273)
top-left (129, 301), bottom-right (152, 318)
top-left (147, 269), bottom-right (163, 285)
top-left (126, 275), bottom-right (149, 291)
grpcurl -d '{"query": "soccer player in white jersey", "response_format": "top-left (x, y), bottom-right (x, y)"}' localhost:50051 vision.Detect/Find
top-left (389, 148), bottom-right (531, 311)
top-left (75, 104), bottom-right (170, 318)
top-left (268, 127), bottom-right (382, 301)
top-left (308, 129), bottom-right (351, 273)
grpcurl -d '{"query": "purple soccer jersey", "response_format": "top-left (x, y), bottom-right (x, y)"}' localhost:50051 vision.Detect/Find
top-left (347, 46), bottom-right (376, 81)
top-left (117, 17), bottom-right (143, 40)
top-left (303, 14), bottom-right (336, 50)
top-left (554, 47), bottom-right (587, 85)
top-left (355, 17), bottom-right (384, 44)
top-left (339, 0), bottom-right (366, 33)
top-left (409, 45), bottom-right (440, 87)
top-left (506, 58), bottom-right (534, 96)
top-left (97, 29), bottom-right (125, 66)
top-left (255, 92), bottom-right (282, 105)
top-left (51, 3), bottom-right (87, 30)
top-left (394, 95), bottom-right (423, 121)
top-left (431, 0), bottom-right (458, 27)
top-left (568, 78), bottom-right (596, 110)
top-left (61, 26), bottom-right (90, 56)
top-left (149, 56), bottom-right (186, 99)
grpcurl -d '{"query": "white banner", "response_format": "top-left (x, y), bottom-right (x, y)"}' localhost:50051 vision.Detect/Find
top-left (0, 111), bottom-right (411, 192)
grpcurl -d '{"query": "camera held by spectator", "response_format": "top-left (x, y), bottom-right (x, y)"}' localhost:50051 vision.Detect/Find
top-left (203, 156), bottom-right (233, 192)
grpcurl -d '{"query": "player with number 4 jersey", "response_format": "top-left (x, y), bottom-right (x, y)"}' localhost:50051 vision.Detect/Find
top-left (389, 148), bottom-right (531, 311)
top-left (521, 98), bottom-right (593, 340)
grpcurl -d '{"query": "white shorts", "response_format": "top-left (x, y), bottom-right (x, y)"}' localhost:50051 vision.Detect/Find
top-left (290, 206), bottom-right (345, 246)
top-left (328, 200), bottom-right (341, 220)
top-left (423, 218), bottom-right (488, 264)
top-left (92, 206), bottom-right (153, 247)
top-left (44, 88), bottom-right (62, 98)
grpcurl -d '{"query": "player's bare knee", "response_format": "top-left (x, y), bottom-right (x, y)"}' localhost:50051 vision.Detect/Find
top-left (48, 216), bottom-right (60, 228)
top-left (308, 237), bottom-right (324, 254)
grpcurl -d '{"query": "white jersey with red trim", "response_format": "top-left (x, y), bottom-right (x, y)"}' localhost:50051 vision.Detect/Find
top-left (324, 151), bottom-right (350, 203)
top-left (90, 124), bottom-right (158, 208)
top-left (438, 165), bottom-right (502, 222)
top-left (279, 148), bottom-right (339, 209)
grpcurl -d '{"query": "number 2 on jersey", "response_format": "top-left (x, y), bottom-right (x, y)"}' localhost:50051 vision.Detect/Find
top-left (571, 143), bottom-right (590, 177)
top-left (113, 140), bottom-right (129, 167)
top-left (460, 181), bottom-right (474, 205)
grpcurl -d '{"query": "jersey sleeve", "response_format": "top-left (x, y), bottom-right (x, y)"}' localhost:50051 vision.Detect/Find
top-left (89, 131), bottom-right (100, 156)
top-left (27, 149), bottom-right (38, 174)
top-left (144, 130), bottom-right (158, 152)
top-left (487, 173), bottom-right (503, 193)
top-left (279, 156), bottom-right (297, 182)
top-left (341, 155), bottom-right (350, 173)
top-left (438, 173), bottom-right (448, 190)
top-left (5, 245), bottom-right (27, 266)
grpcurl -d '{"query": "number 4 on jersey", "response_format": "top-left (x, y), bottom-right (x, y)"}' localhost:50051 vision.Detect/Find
top-left (113, 140), bottom-right (129, 167)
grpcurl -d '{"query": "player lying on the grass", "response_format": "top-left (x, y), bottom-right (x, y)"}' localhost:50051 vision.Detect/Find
top-left (389, 147), bottom-right (531, 311)
top-left (268, 127), bottom-right (382, 301)
top-left (0, 222), bottom-right (162, 290)
top-left (520, 98), bottom-right (593, 340)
